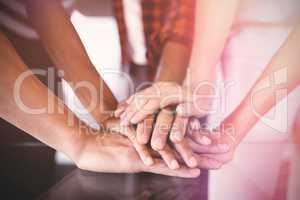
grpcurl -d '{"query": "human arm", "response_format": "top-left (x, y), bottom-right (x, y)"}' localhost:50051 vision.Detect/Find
top-left (25, 0), bottom-right (118, 124)
top-left (189, 23), bottom-right (300, 168)
top-left (116, 0), bottom-right (240, 126)
top-left (0, 31), bottom-right (200, 177)
top-left (114, 0), bottom-right (240, 167)
top-left (114, 0), bottom-right (197, 168)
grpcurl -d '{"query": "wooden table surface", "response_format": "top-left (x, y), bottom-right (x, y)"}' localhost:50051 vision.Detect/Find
top-left (39, 169), bottom-right (208, 200)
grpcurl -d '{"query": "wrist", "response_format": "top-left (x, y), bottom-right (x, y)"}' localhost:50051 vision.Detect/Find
top-left (64, 126), bottom-right (96, 165)
top-left (97, 112), bottom-right (115, 128)
top-left (221, 110), bottom-right (252, 145)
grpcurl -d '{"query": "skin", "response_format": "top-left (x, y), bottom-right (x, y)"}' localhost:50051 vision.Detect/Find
top-left (27, 0), bottom-right (200, 169)
top-left (117, 0), bottom-right (300, 169)
top-left (116, 40), bottom-right (199, 168)
top-left (193, 23), bottom-right (300, 168)
top-left (117, 0), bottom-right (240, 133)
top-left (1, 0), bottom-right (200, 171)
top-left (25, 0), bottom-right (180, 168)
top-left (0, 31), bottom-right (200, 177)
top-left (293, 110), bottom-right (300, 152)
top-left (25, 0), bottom-right (118, 123)
top-left (115, 0), bottom-right (241, 168)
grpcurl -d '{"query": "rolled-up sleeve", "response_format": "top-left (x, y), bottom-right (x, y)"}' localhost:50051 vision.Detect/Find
top-left (160, 0), bottom-right (196, 47)
top-left (147, 0), bottom-right (196, 68)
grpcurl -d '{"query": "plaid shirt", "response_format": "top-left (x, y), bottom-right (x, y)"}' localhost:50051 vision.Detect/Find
top-left (112, 0), bottom-right (196, 69)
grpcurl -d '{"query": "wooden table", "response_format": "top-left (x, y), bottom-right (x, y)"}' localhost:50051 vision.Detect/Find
top-left (40, 169), bottom-right (208, 200)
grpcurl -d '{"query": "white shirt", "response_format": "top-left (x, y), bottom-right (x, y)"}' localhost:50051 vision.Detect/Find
top-left (122, 0), bottom-right (147, 65)
top-left (235, 0), bottom-right (300, 28)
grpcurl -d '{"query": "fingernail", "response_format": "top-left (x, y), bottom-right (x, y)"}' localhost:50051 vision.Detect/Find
top-left (188, 157), bottom-right (198, 168)
top-left (199, 136), bottom-right (212, 145)
top-left (145, 157), bottom-right (154, 166)
top-left (176, 105), bottom-right (183, 114)
top-left (170, 160), bottom-right (180, 170)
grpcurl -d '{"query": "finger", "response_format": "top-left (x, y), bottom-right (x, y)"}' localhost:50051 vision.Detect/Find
top-left (126, 95), bottom-right (135, 104)
top-left (151, 109), bottom-right (174, 150)
top-left (121, 85), bottom-right (159, 123)
top-left (127, 83), bottom-right (185, 124)
top-left (173, 139), bottom-right (198, 168)
top-left (130, 99), bottom-right (162, 124)
top-left (114, 107), bottom-right (126, 118)
top-left (189, 129), bottom-right (235, 152)
top-left (120, 98), bottom-right (149, 126)
top-left (144, 159), bottom-right (201, 178)
top-left (187, 137), bottom-right (230, 154)
top-left (133, 143), bottom-right (155, 166)
top-left (188, 130), bottom-right (213, 146)
top-left (195, 156), bottom-right (223, 170)
top-left (124, 127), bottom-right (154, 166)
top-left (114, 105), bottom-right (128, 118)
top-left (201, 153), bottom-right (233, 164)
top-left (170, 116), bottom-right (188, 143)
top-left (114, 100), bottom-right (130, 117)
top-left (157, 144), bottom-right (180, 170)
top-left (136, 115), bottom-right (155, 144)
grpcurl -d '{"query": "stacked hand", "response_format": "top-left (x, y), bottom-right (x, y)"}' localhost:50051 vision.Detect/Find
top-left (111, 82), bottom-right (238, 172)
top-left (75, 131), bottom-right (201, 178)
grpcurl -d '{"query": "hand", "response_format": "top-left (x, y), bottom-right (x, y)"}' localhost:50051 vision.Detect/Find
top-left (116, 100), bottom-right (200, 169)
top-left (187, 118), bottom-right (237, 169)
top-left (115, 81), bottom-right (212, 126)
top-left (115, 82), bottom-right (185, 125)
top-left (74, 131), bottom-right (201, 178)
top-left (104, 114), bottom-right (198, 169)
top-left (114, 82), bottom-right (212, 148)
top-left (135, 108), bottom-right (198, 169)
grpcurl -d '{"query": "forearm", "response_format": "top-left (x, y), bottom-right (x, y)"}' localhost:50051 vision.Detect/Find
top-left (0, 32), bottom-right (85, 161)
top-left (188, 0), bottom-right (240, 84)
top-left (25, 0), bottom-right (117, 122)
top-left (223, 25), bottom-right (300, 143)
top-left (155, 41), bottom-right (191, 84)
